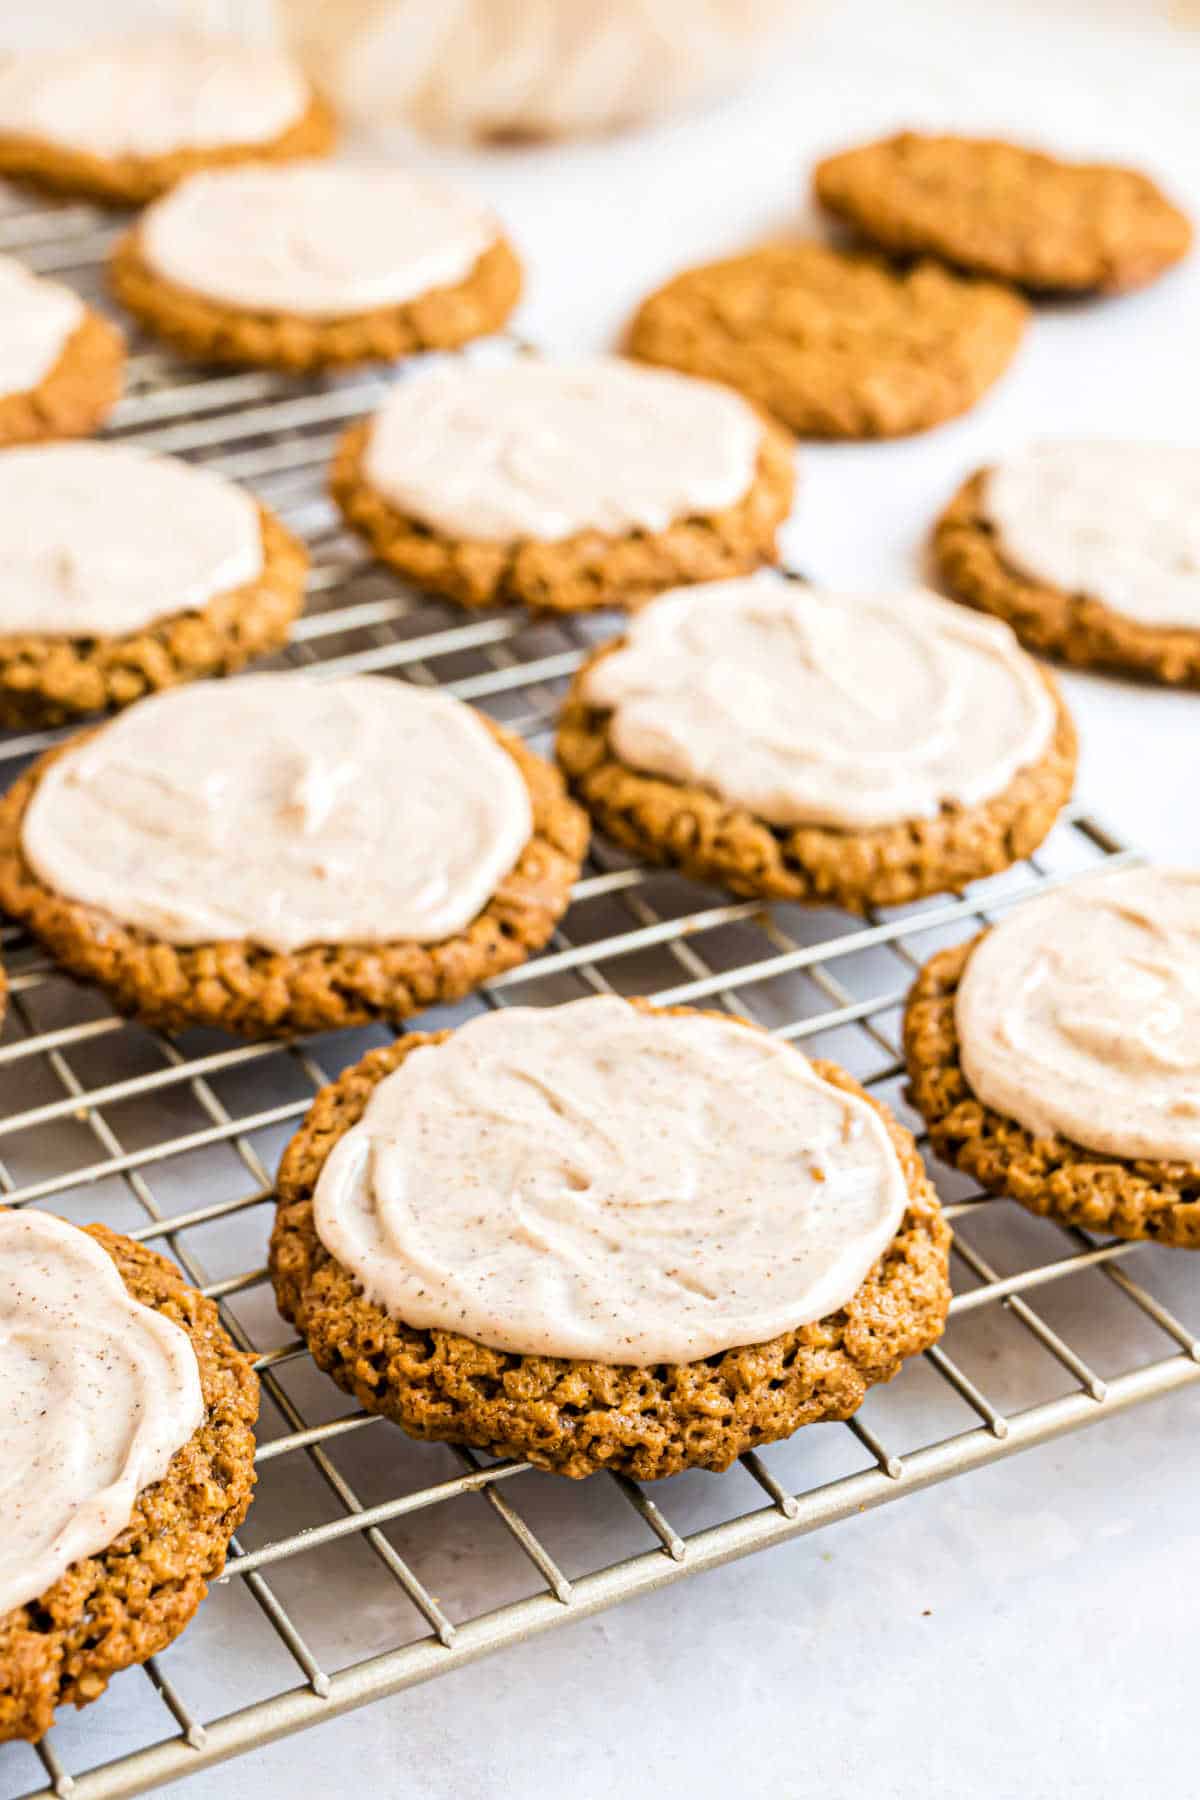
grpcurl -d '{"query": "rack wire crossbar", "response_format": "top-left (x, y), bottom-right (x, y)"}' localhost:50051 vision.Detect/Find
top-left (2, 184), bottom-right (1197, 1800)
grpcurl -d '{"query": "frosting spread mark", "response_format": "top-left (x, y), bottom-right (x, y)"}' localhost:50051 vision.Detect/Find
top-left (361, 357), bottom-right (765, 542)
top-left (313, 997), bottom-right (910, 1365)
top-left (20, 673), bottom-right (534, 952)
top-left (956, 867), bottom-right (1200, 1161)
top-left (0, 1210), bottom-right (204, 1617)
top-left (582, 575), bottom-right (1055, 830)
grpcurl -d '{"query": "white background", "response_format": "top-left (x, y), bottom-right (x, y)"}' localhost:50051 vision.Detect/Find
top-left (4, 3), bottom-right (1200, 1796)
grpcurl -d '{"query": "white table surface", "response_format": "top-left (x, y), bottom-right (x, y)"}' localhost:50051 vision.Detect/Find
top-left (4, 4), bottom-right (1200, 1797)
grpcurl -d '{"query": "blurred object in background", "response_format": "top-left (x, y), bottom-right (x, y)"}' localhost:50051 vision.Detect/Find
top-left (275, 0), bottom-right (793, 143)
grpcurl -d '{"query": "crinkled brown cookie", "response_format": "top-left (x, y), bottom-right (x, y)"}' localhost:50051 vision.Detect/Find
top-left (0, 719), bottom-right (588, 1037)
top-left (110, 229), bottom-right (522, 373)
top-left (269, 1007), bottom-right (952, 1481)
top-left (815, 132), bottom-right (1193, 294)
top-left (0, 90), bottom-right (335, 207)
top-left (904, 936), bottom-right (1200, 1247)
top-left (934, 469), bottom-right (1200, 687)
top-left (556, 644), bottom-right (1076, 912)
top-left (329, 414), bottom-right (795, 611)
top-left (0, 309), bottom-right (124, 447)
top-left (0, 1222), bottom-right (259, 1743)
top-left (627, 243), bottom-right (1029, 438)
top-left (0, 504), bottom-right (309, 729)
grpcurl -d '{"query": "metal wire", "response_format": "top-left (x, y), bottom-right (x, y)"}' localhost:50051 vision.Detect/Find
top-left (3, 184), bottom-right (1198, 1800)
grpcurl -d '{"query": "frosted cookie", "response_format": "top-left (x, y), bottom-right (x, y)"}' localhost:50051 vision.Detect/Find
top-left (935, 441), bottom-right (1200, 686)
top-left (905, 868), bottom-right (1200, 1248)
top-left (0, 673), bottom-right (587, 1037)
top-left (331, 356), bottom-right (795, 611)
top-left (557, 575), bottom-right (1075, 911)
top-left (0, 443), bottom-right (307, 728)
top-left (0, 34), bottom-right (333, 207)
top-left (0, 1210), bottom-right (258, 1742)
top-left (0, 256), bottom-right (124, 446)
top-left (110, 161), bottom-right (522, 373)
top-left (627, 243), bottom-right (1029, 439)
top-left (815, 132), bottom-right (1193, 295)
top-left (270, 996), bottom-right (951, 1480)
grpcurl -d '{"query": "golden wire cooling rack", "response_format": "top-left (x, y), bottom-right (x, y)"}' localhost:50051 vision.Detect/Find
top-left (3, 185), bottom-right (1199, 1800)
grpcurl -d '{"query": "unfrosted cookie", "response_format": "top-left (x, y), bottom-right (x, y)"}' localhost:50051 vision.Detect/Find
top-left (0, 673), bottom-right (587, 1037)
top-left (627, 242), bottom-right (1029, 438)
top-left (934, 442), bottom-right (1200, 686)
top-left (110, 161), bottom-right (522, 372)
top-left (904, 868), bottom-right (1200, 1248)
top-left (815, 132), bottom-right (1193, 294)
top-left (557, 575), bottom-right (1075, 911)
top-left (270, 996), bottom-right (951, 1481)
top-left (0, 257), bottom-right (124, 446)
top-left (0, 34), bottom-right (334, 206)
top-left (331, 356), bottom-right (795, 611)
top-left (0, 443), bottom-right (307, 728)
top-left (0, 1211), bottom-right (258, 1743)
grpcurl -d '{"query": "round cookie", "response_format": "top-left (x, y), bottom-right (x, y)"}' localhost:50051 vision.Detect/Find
top-left (0, 35), bottom-right (334, 207)
top-left (110, 162), bottom-right (522, 373)
top-left (0, 675), bottom-right (588, 1037)
top-left (0, 444), bottom-right (308, 728)
top-left (904, 868), bottom-right (1200, 1248)
top-left (557, 576), bottom-right (1076, 913)
top-left (0, 257), bottom-right (124, 447)
top-left (627, 242), bottom-right (1029, 439)
top-left (269, 999), bottom-right (952, 1481)
top-left (815, 132), bottom-right (1193, 295)
top-left (330, 356), bottom-right (794, 612)
top-left (935, 443), bottom-right (1200, 686)
top-left (0, 1216), bottom-right (258, 1743)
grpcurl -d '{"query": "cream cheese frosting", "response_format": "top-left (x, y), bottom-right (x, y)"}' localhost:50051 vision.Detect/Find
top-left (20, 673), bottom-right (533, 953)
top-left (582, 576), bottom-right (1056, 831)
top-left (956, 867), bottom-right (1200, 1163)
top-left (0, 255), bottom-right (84, 396)
top-left (312, 996), bottom-right (910, 1365)
top-left (0, 443), bottom-right (263, 638)
top-left (361, 356), bottom-right (765, 542)
top-left (139, 162), bottom-right (501, 319)
top-left (0, 35), bottom-right (309, 160)
top-left (984, 441), bottom-right (1200, 630)
top-left (0, 1210), bottom-right (204, 1617)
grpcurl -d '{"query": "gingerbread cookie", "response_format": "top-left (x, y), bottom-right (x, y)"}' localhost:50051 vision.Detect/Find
top-left (0, 256), bottom-right (124, 446)
top-left (815, 132), bottom-right (1192, 294)
top-left (270, 996), bottom-right (951, 1480)
top-left (0, 34), bottom-right (333, 206)
top-left (0, 673), bottom-right (587, 1037)
top-left (627, 242), bottom-right (1029, 438)
top-left (0, 443), bottom-right (307, 728)
top-left (331, 355), bottom-right (794, 611)
top-left (557, 575), bottom-right (1075, 911)
top-left (935, 442), bottom-right (1200, 686)
top-left (111, 161), bottom-right (522, 372)
top-left (0, 1211), bottom-right (258, 1742)
top-left (904, 867), bottom-right (1200, 1248)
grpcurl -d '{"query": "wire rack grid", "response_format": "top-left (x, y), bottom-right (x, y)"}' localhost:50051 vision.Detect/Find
top-left (2, 186), bottom-right (1199, 1800)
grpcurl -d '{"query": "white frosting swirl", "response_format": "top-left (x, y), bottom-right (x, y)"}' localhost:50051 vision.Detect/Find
top-left (313, 996), bottom-right (910, 1365)
top-left (0, 1210), bottom-right (204, 1618)
top-left (21, 674), bottom-right (534, 953)
top-left (140, 162), bottom-right (500, 319)
top-left (0, 444), bottom-right (263, 638)
top-left (985, 441), bottom-right (1200, 630)
top-left (0, 255), bottom-right (84, 397)
top-left (0, 35), bottom-right (309, 160)
top-left (362, 357), bottom-right (766, 542)
top-left (956, 867), bottom-right (1200, 1161)
top-left (582, 576), bottom-right (1056, 830)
